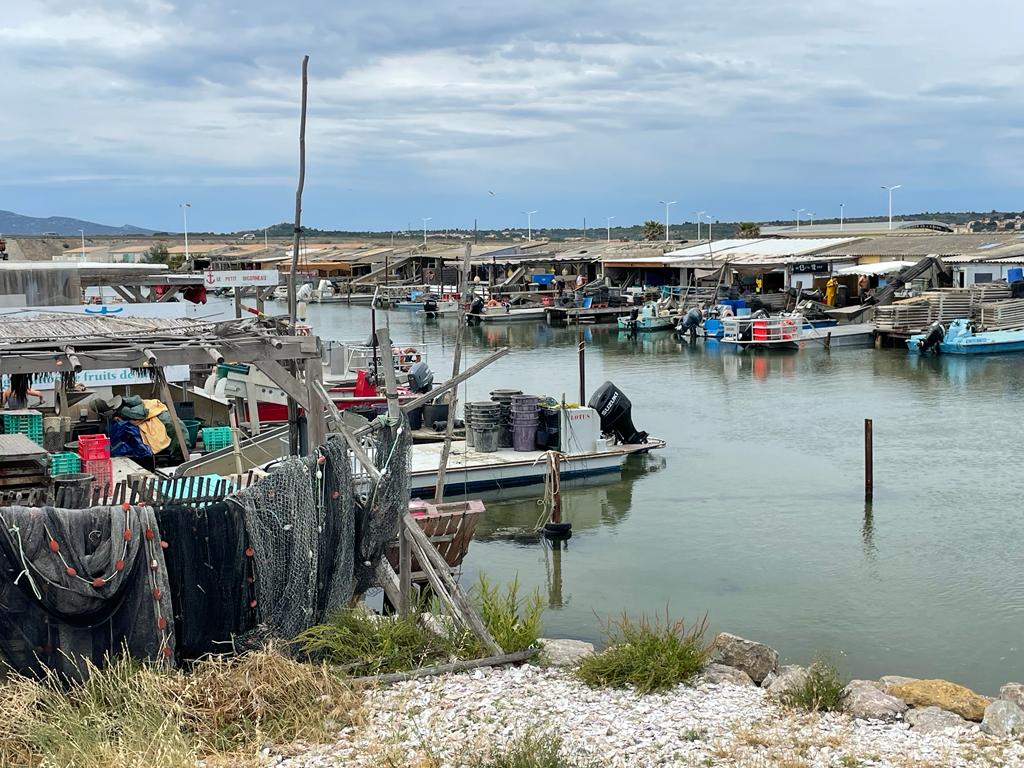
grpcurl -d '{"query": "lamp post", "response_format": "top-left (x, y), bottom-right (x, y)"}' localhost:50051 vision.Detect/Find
top-left (704, 213), bottom-right (713, 243)
top-left (606, 215), bottom-right (614, 243)
top-left (422, 216), bottom-right (432, 246)
top-left (808, 212), bottom-right (815, 227)
top-left (180, 202), bottom-right (191, 263)
top-left (792, 208), bottom-right (805, 232)
top-left (696, 211), bottom-right (706, 240)
top-left (523, 210), bottom-right (537, 241)
top-left (659, 200), bottom-right (677, 242)
top-left (840, 203), bottom-right (845, 232)
top-left (881, 185), bottom-right (902, 230)
top-left (264, 227), bottom-right (269, 249)
top-left (78, 229), bottom-right (85, 260)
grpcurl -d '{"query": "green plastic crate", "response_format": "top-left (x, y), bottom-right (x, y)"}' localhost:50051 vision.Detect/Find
top-left (3, 412), bottom-right (43, 445)
top-left (50, 452), bottom-right (81, 475)
top-left (201, 426), bottom-right (233, 452)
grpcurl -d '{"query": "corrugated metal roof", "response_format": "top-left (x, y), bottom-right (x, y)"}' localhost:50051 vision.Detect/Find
top-left (603, 238), bottom-right (859, 268)
top-left (815, 233), bottom-right (1024, 260)
top-left (762, 221), bottom-right (953, 236)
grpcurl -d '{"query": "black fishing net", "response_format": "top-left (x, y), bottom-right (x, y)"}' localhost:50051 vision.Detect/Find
top-left (0, 504), bottom-right (174, 679)
top-left (156, 501), bottom-right (256, 661)
top-left (228, 417), bottom-right (411, 643)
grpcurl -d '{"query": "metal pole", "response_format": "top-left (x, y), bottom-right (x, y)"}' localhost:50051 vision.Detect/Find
top-left (577, 322), bottom-right (586, 405)
top-left (607, 215), bottom-right (613, 242)
top-left (181, 203), bottom-right (191, 264)
top-left (79, 229), bottom-right (85, 259)
top-left (864, 418), bottom-right (874, 501)
top-left (840, 203), bottom-right (844, 232)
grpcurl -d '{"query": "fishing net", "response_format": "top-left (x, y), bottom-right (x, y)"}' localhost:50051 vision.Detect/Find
top-left (0, 503), bottom-right (174, 679)
top-left (228, 415), bottom-right (411, 644)
top-left (156, 501), bottom-right (255, 661)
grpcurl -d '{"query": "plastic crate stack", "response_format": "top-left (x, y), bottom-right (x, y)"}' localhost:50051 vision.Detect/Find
top-left (77, 434), bottom-right (112, 493)
top-left (3, 412), bottom-right (44, 446)
top-left (50, 452), bottom-right (81, 475)
top-left (201, 426), bottom-right (233, 452)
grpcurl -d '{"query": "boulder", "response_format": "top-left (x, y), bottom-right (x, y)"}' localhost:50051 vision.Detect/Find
top-left (981, 699), bottom-right (1024, 738)
top-left (842, 679), bottom-right (908, 722)
top-left (708, 633), bottom-right (779, 685)
top-left (906, 706), bottom-right (970, 733)
top-left (879, 675), bottom-right (918, 691)
top-left (1000, 683), bottom-right (1024, 709)
top-left (890, 679), bottom-right (991, 722)
top-left (761, 671), bottom-right (777, 689)
top-left (766, 665), bottom-right (809, 699)
top-left (699, 663), bottom-right (755, 687)
top-left (539, 638), bottom-right (595, 667)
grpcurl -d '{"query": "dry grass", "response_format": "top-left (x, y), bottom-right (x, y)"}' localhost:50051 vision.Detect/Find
top-left (0, 650), bottom-right (357, 768)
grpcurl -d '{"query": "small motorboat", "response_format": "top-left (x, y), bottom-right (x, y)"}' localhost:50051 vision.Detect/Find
top-left (908, 319), bottom-right (1024, 355)
top-left (617, 301), bottom-right (675, 333)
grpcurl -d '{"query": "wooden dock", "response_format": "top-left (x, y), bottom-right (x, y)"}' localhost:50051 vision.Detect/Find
top-left (545, 305), bottom-right (634, 325)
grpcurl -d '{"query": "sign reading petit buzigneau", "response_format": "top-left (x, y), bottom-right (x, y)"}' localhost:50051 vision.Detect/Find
top-left (791, 262), bottom-right (830, 274)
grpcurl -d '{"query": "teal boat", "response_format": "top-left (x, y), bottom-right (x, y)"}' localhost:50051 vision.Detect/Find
top-left (617, 301), bottom-right (675, 333)
top-left (907, 319), bottom-right (1024, 355)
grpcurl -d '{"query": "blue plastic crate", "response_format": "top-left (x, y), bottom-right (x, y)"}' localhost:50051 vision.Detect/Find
top-left (3, 412), bottom-right (43, 445)
top-left (50, 452), bottom-right (81, 475)
top-left (201, 426), bottom-right (233, 452)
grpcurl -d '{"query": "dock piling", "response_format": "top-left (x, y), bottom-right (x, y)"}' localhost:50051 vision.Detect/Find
top-left (864, 418), bottom-right (873, 501)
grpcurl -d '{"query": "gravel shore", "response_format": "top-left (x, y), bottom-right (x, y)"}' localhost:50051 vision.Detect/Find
top-left (277, 664), bottom-right (1024, 767)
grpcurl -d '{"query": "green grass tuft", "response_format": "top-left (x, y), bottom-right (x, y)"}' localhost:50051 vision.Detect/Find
top-left (296, 607), bottom-right (477, 675)
top-left (782, 658), bottom-right (845, 712)
top-left (468, 731), bottom-right (600, 768)
top-left (576, 610), bottom-right (710, 694)
top-left (472, 574), bottom-right (544, 654)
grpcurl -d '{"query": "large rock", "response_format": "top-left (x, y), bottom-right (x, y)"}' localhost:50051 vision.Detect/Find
top-left (708, 633), bottom-right (778, 685)
top-left (539, 638), bottom-right (595, 667)
top-left (879, 675), bottom-right (918, 691)
top-left (842, 679), bottom-right (908, 722)
top-left (906, 706), bottom-right (971, 733)
top-left (1000, 683), bottom-right (1024, 709)
top-left (766, 665), bottom-right (809, 699)
top-left (890, 679), bottom-right (991, 722)
top-left (981, 699), bottom-right (1024, 737)
top-left (699, 663), bottom-right (755, 687)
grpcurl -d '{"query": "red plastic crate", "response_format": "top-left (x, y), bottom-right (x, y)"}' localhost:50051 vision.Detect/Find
top-left (78, 434), bottom-right (111, 461)
top-left (83, 458), bottom-right (113, 492)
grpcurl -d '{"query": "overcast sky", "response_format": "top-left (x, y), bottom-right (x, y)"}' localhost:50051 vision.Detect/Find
top-left (2, 1), bottom-right (1023, 232)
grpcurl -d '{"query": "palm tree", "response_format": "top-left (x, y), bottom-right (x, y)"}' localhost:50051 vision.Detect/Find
top-left (642, 220), bottom-right (666, 241)
top-left (736, 222), bottom-right (761, 237)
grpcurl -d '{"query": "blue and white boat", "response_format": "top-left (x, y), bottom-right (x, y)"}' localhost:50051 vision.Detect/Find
top-left (907, 319), bottom-right (1024, 355)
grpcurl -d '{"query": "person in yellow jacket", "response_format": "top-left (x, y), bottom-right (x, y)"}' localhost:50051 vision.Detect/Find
top-left (825, 277), bottom-right (839, 307)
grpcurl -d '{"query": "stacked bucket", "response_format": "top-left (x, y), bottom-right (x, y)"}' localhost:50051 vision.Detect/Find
top-left (466, 401), bottom-right (501, 452)
top-left (489, 389), bottom-right (522, 448)
top-left (511, 394), bottom-right (540, 452)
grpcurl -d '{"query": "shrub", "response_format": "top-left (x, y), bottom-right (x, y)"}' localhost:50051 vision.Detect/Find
top-left (576, 610), bottom-right (710, 694)
top-left (782, 658), bottom-right (845, 712)
top-left (468, 731), bottom-right (600, 768)
top-left (0, 650), bottom-right (355, 768)
top-left (296, 607), bottom-right (476, 675)
top-left (473, 574), bottom-right (544, 653)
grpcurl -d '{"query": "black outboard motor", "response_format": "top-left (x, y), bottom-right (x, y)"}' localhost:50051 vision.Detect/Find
top-left (588, 381), bottom-right (648, 445)
top-left (423, 296), bottom-right (439, 317)
top-left (918, 322), bottom-right (945, 355)
top-left (467, 296), bottom-right (485, 325)
top-left (677, 307), bottom-right (703, 340)
top-left (407, 361), bottom-right (434, 393)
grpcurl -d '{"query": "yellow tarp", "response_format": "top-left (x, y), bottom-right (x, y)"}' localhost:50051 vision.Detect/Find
top-left (133, 399), bottom-right (171, 454)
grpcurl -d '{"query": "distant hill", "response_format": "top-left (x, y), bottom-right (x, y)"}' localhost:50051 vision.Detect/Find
top-left (0, 210), bottom-right (155, 236)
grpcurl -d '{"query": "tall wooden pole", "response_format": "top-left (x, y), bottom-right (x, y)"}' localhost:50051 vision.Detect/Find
top-left (434, 242), bottom-right (472, 504)
top-left (577, 321), bottom-right (586, 405)
top-left (287, 55), bottom-right (309, 456)
top-left (864, 418), bottom-right (874, 501)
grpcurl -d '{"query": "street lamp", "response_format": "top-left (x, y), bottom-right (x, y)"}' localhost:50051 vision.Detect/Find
top-left (523, 210), bottom-right (537, 241)
top-left (659, 200), bottom-right (677, 243)
top-left (704, 213), bottom-right (714, 243)
top-left (180, 202), bottom-right (191, 263)
top-left (808, 212), bottom-right (815, 227)
top-left (840, 203), bottom-right (845, 232)
top-left (606, 216), bottom-right (614, 243)
top-left (696, 211), bottom-right (706, 240)
top-left (264, 227), bottom-right (269, 250)
top-left (78, 229), bottom-right (85, 260)
top-left (422, 216), bottom-right (432, 246)
top-left (792, 208), bottom-right (805, 232)
top-left (881, 185), bottom-right (902, 230)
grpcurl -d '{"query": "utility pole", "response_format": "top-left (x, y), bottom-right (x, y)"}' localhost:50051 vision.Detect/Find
top-left (287, 54), bottom-right (309, 456)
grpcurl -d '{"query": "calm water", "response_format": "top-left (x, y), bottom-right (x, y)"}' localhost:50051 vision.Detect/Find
top-left (212, 298), bottom-right (1023, 693)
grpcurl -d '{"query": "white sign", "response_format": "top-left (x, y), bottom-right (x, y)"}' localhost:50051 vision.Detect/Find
top-left (203, 270), bottom-right (280, 288)
top-left (3, 366), bottom-right (190, 392)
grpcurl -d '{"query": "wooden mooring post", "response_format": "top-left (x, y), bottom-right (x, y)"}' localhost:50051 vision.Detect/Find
top-left (864, 418), bottom-right (873, 501)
